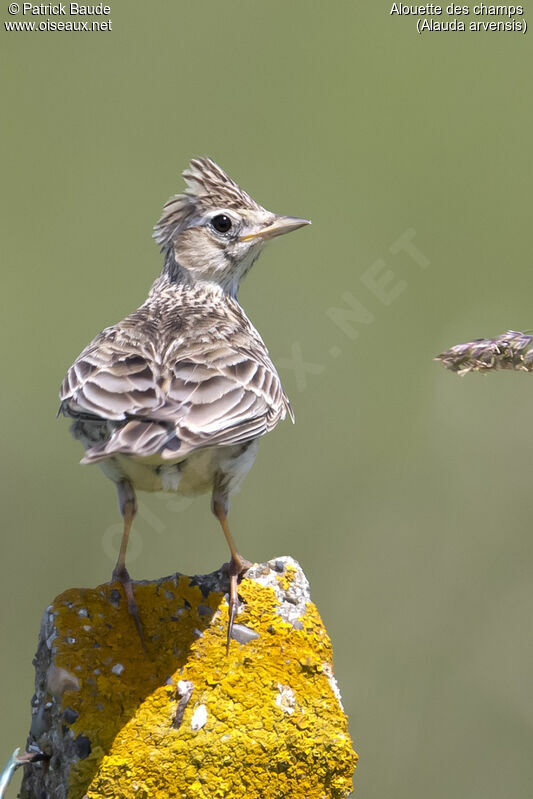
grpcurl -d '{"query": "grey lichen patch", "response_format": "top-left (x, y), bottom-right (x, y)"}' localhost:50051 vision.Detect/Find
top-left (230, 623), bottom-right (259, 644)
top-left (23, 606), bottom-right (83, 799)
top-left (246, 556), bottom-right (310, 626)
top-left (40, 607), bottom-right (58, 652)
top-left (63, 707), bottom-right (79, 725)
top-left (190, 703), bottom-right (208, 731)
top-left (74, 734), bottom-right (91, 760)
top-left (275, 684), bottom-right (297, 714)
top-left (322, 661), bottom-right (344, 712)
top-left (173, 680), bottom-right (194, 730)
top-left (108, 589), bottom-right (122, 607)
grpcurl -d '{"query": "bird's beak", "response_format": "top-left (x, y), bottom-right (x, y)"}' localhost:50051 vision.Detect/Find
top-left (239, 216), bottom-right (311, 242)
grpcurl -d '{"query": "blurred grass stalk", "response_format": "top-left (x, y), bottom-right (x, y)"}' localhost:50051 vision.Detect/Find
top-left (436, 330), bottom-right (533, 375)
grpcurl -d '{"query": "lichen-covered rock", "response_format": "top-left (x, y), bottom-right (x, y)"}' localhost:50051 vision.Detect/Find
top-left (21, 557), bottom-right (357, 799)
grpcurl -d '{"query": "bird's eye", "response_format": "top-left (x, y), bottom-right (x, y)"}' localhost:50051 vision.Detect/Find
top-left (211, 214), bottom-right (233, 234)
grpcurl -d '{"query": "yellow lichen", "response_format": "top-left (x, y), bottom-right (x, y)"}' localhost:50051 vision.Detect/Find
top-left (276, 562), bottom-right (297, 592)
top-left (49, 570), bottom-right (357, 798)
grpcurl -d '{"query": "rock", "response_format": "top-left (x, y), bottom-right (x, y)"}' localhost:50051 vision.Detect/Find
top-left (21, 557), bottom-right (357, 799)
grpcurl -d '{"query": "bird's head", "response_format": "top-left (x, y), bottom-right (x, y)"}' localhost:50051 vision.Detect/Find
top-left (153, 157), bottom-right (310, 296)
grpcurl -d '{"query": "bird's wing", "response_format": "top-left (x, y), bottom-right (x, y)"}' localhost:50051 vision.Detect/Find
top-left (61, 325), bottom-right (291, 462)
top-left (60, 327), bottom-right (162, 421)
top-left (152, 338), bottom-right (292, 455)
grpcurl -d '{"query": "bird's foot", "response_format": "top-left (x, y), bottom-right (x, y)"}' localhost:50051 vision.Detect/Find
top-left (225, 555), bottom-right (252, 655)
top-left (110, 565), bottom-right (146, 651)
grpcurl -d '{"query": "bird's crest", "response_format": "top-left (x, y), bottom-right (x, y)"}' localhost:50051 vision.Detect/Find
top-left (153, 157), bottom-right (262, 249)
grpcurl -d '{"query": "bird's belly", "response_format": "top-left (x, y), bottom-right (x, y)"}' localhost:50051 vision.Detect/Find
top-left (170, 449), bottom-right (219, 496)
top-left (99, 456), bottom-right (163, 493)
top-left (101, 441), bottom-right (259, 499)
top-left (105, 448), bottom-right (221, 496)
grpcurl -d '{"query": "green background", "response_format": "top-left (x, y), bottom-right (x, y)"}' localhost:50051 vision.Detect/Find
top-left (2, 2), bottom-right (532, 797)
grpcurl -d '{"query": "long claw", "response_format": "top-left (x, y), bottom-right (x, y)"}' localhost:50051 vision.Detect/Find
top-left (225, 556), bottom-right (252, 654)
top-left (210, 497), bottom-right (252, 654)
top-left (111, 567), bottom-right (146, 651)
top-left (226, 572), bottom-right (239, 655)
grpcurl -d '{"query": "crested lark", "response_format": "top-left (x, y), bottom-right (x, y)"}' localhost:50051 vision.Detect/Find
top-left (59, 157), bottom-right (310, 650)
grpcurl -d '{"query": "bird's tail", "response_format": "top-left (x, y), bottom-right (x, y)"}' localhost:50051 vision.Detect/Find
top-left (81, 420), bottom-right (182, 464)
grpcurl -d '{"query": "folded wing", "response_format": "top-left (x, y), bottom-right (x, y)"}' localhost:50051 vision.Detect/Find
top-left (60, 328), bottom-right (292, 463)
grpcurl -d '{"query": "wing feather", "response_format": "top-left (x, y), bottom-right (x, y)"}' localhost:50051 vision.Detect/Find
top-left (61, 320), bottom-right (291, 462)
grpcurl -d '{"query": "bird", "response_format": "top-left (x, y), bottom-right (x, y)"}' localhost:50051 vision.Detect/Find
top-left (59, 156), bottom-right (310, 650)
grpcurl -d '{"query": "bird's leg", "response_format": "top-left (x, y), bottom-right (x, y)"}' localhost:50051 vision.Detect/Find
top-left (212, 495), bottom-right (252, 653)
top-left (112, 481), bottom-right (144, 647)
